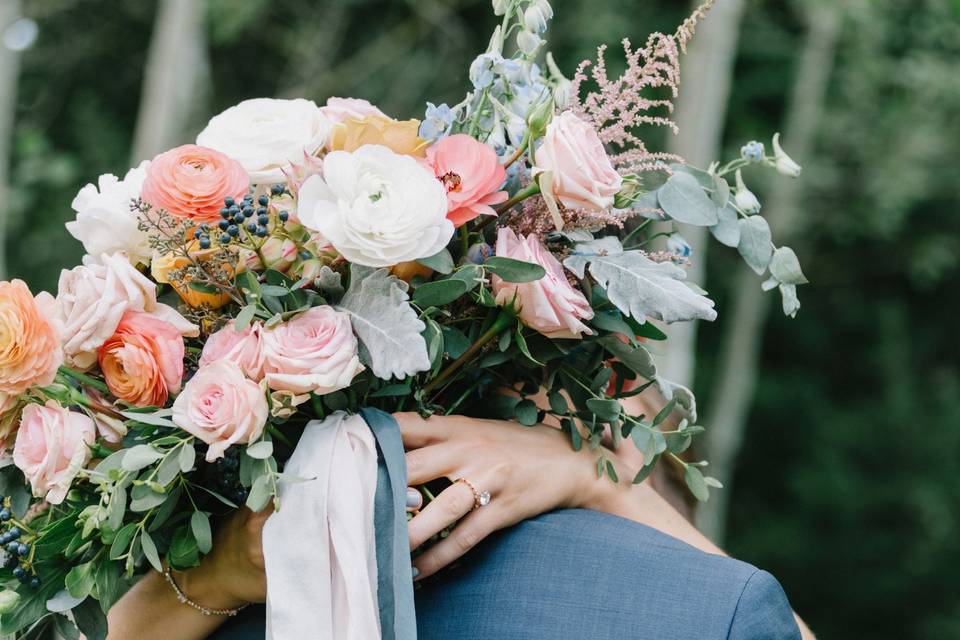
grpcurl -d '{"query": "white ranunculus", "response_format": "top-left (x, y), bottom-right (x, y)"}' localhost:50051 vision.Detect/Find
top-left (297, 145), bottom-right (453, 268)
top-left (65, 162), bottom-right (151, 266)
top-left (196, 98), bottom-right (332, 185)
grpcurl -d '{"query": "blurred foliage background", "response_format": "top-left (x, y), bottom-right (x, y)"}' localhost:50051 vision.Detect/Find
top-left (1, 0), bottom-right (958, 637)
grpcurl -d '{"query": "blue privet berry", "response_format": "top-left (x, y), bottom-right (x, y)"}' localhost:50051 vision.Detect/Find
top-left (220, 233), bottom-right (232, 244)
top-left (6, 541), bottom-right (19, 553)
top-left (242, 194), bottom-right (253, 203)
top-left (199, 237), bottom-right (211, 250)
top-left (257, 214), bottom-right (269, 226)
top-left (0, 508), bottom-right (9, 521)
top-left (242, 206), bottom-right (254, 217)
top-left (256, 207), bottom-right (267, 216)
top-left (12, 567), bottom-right (25, 580)
top-left (246, 222), bottom-right (258, 233)
top-left (218, 220), bottom-right (230, 231)
top-left (193, 229), bottom-right (203, 240)
top-left (224, 196), bottom-right (235, 207)
top-left (278, 210), bottom-right (289, 222)
top-left (258, 195), bottom-right (270, 206)
top-left (0, 534), bottom-right (8, 545)
top-left (233, 214), bottom-right (246, 225)
top-left (29, 577), bottom-right (40, 589)
top-left (227, 225), bottom-right (239, 237)
top-left (16, 543), bottom-right (28, 556)
top-left (255, 226), bottom-right (269, 237)
top-left (220, 208), bottom-right (231, 219)
top-left (271, 184), bottom-right (284, 195)
top-left (8, 527), bottom-right (20, 539)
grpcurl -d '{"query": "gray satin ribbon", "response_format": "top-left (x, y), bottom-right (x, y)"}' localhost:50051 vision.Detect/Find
top-left (361, 407), bottom-right (417, 640)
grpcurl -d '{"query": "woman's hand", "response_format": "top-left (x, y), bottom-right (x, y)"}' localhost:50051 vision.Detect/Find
top-left (395, 412), bottom-right (615, 580)
top-left (177, 507), bottom-right (270, 609)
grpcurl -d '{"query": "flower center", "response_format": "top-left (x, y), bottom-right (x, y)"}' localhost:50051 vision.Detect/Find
top-left (440, 171), bottom-right (462, 193)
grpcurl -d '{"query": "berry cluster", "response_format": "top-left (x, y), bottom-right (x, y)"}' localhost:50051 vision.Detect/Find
top-left (213, 447), bottom-right (249, 506)
top-left (0, 501), bottom-right (40, 589)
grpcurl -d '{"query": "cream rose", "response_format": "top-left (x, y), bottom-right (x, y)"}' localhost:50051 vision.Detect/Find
top-left (298, 144), bottom-right (453, 267)
top-left (172, 360), bottom-right (269, 462)
top-left (319, 97), bottom-right (386, 125)
top-left (196, 98), bottom-right (333, 184)
top-left (53, 252), bottom-right (198, 369)
top-left (533, 111), bottom-right (622, 212)
top-left (65, 161), bottom-right (152, 266)
top-left (262, 306), bottom-right (363, 395)
top-left (13, 400), bottom-right (96, 505)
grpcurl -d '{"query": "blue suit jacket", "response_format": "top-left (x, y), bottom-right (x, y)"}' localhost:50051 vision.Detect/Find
top-left (211, 509), bottom-right (800, 639)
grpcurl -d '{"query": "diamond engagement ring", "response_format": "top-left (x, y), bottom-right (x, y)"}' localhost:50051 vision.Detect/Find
top-left (455, 478), bottom-right (491, 509)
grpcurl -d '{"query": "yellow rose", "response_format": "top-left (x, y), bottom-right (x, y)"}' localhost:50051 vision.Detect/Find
top-left (328, 115), bottom-right (429, 157)
top-left (151, 243), bottom-right (236, 309)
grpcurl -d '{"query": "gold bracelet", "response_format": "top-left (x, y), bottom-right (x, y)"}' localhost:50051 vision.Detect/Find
top-left (163, 566), bottom-right (248, 617)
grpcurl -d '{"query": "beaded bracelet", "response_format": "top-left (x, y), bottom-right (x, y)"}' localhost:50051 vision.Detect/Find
top-left (163, 566), bottom-right (248, 617)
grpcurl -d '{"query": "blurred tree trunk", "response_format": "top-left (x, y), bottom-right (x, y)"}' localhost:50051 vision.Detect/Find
top-left (658, 0), bottom-right (746, 386)
top-left (0, 0), bottom-right (24, 281)
top-left (699, 1), bottom-right (843, 543)
top-left (131, 0), bottom-right (209, 164)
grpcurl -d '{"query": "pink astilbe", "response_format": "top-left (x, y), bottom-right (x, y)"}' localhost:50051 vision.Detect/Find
top-left (569, 0), bottom-right (717, 174)
top-left (509, 195), bottom-right (635, 239)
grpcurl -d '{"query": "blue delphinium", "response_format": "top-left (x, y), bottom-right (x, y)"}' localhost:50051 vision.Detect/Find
top-left (419, 102), bottom-right (455, 141)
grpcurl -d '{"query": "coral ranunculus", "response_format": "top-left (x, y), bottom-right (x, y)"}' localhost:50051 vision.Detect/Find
top-left (140, 144), bottom-right (249, 222)
top-left (13, 400), bottom-right (96, 505)
top-left (0, 280), bottom-right (63, 397)
top-left (492, 227), bottom-right (593, 339)
top-left (425, 134), bottom-right (508, 226)
top-left (328, 115), bottom-right (429, 157)
top-left (98, 311), bottom-right (185, 407)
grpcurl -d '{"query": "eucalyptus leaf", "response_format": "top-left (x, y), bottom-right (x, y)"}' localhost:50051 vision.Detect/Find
top-left (657, 172), bottom-right (719, 226)
top-left (119, 410), bottom-right (175, 428)
top-left (120, 445), bottom-right (164, 472)
top-left (417, 248), bottom-right (454, 274)
top-left (684, 465), bottom-right (710, 502)
top-left (337, 266), bottom-right (430, 379)
top-left (597, 336), bottom-right (657, 379)
top-left (234, 305), bottom-right (257, 331)
top-left (246, 475), bottom-right (272, 512)
top-left (191, 511), bottom-right (213, 554)
top-left (246, 441), bottom-right (274, 459)
top-left (484, 257), bottom-right (546, 282)
top-left (566, 243), bottom-right (716, 324)
top-left (140, 530), bottom-right (162, 572)
top-left (737, 216), bottom-right (773, 275)
top-left (178, 444), bottom-right (196, 473)
top-left (769, 246), bottom-right (808, 285)
top-left (46, 590), bottom-right (84, 613)
top-left (66, 562), bottom-right (96, 599)
top-left (710, 202), bottom-right (741, 247)
top-left (514, 399), bottom-right (540, 426)
top-left (413, 279), bottom-right (469, 307)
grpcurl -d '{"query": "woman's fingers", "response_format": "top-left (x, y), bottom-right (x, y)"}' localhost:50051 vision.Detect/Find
top-left (404, 444), bottom-right (463, 485)
top-left (407, 480), bottom-right (478, 550)
top-left (412, 508), bottom-right (498, 580)
top-left (393, 412), bottom-right (447, 449)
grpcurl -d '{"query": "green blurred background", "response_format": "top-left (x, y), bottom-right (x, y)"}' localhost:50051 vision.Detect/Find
top-left (1, 0), bottom-right (958, 637)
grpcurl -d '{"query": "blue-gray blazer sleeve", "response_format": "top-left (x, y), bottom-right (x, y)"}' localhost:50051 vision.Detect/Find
top-left (727, 569), bottom-right (802, 640)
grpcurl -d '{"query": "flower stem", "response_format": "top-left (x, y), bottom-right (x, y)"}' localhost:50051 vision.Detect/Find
top-left (423, 311), bottom-right (513, 395)
top-left (501, 130), bottom-right (531, 170)
top-left (59, 366), bottom-right (109, 393)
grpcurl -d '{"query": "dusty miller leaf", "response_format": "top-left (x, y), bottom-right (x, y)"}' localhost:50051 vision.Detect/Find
top-left (710, 202), bottom-right (741, 248)
top-left (565, 239), bottom-right (717, 325)
top-left (316, 266), bottom-right (344, 301)
top-left (656, 377), bottom-right (698, 423)
top-left (337, 265), bottom-right (430, 379)
top-left (769, 246), bottom-right (808, 285)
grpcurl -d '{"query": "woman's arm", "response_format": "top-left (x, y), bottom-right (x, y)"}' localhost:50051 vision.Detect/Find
top-left (106, 508), bottom-right (268, 640)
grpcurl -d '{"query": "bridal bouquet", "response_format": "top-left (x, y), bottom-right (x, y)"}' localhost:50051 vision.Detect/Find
top-left (0, 0), bottom-right (805, 636)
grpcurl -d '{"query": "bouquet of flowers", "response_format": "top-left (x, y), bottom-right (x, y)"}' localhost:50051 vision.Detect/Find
top-left (0, 0), bottom-right (806, 636)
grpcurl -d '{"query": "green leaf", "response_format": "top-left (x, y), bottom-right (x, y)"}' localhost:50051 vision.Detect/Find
top-left (66, 561), bottom-right (96, 599)
top-left (130, 483), bottom-right (166, 512)
top-left (73, 598), bottom-right (108, 640)
top-left (586, 397), bottom-right (621, 422)
top-left (590, 310), bottom-right (637, 343)
top-left (191, 511), bottom-right (213, 554)
top-left (548, 391), bottom-right (569, 415)
top-left (514, 399), bottom-right (539, 426)
top-left (598, 336), bottom-right (657, 379)
top-left (417, 248), bottom-right (455, 274)
top-left (483, 256), bottom-right (546, 282)
top-left (109, 523), bottom-right (138, 560)
top-left (652, 397), bottom-right (678, 426)
top-left (45, 589), bottom-right (83, 613)
top-left (245, 441), bottom-right (274, 459)
top-left (260, 284), bottom-right (289, 297)
top-left (657, 172), bottom-right (719, 226)
top-left (684, 465), bottom-right (710, 502)
top-left (178, 444), bottom-right (196, 473)
top-left (246, 474), bottom-right (272, 512)
top-left (769, 246), bottom-right (808, 285)
top-left (413, 279), bottom-right (469, 307)
top-left (368, 382), bottom-right (412, 398)
top-left (121, 445), bottom-right (164, 472)
top-left (119, 410), bottom-right (175, 428)
top-left (188, 280), bottom-right (219, 294)
top-left (140, 530), bottom-right (162, 572)
top-left (514, 327), bottom-right (543, 365)
top-left (710, 202), bottom-right (741, 247)
top-left (234, 304), bottom-right (257, 331)
top-left (94, 560), bottom-right (122, 613)
top-left (737, 216), bottom-right (773, 274)
top-left (605, 459), bottom-right (619, 483)
top-left (439, 326), bottom-right (470, 359)
top-left (632, 456), bottom-right (659, 484)
top-left (168, 526), bottom-right (200, 570)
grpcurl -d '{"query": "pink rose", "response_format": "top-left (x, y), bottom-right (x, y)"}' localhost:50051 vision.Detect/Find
top-left (140, 144), bottom-right (249, 222)
top-left (172, 361), bottom-right (268, 462)
top-left (319, 97), bottom-right (386, 125)
top-left (533, 111), bottom-right (622, 212)
top-left (199, 321), bottom-right (267, 381)
top-left (0, 280), bottom-right (63, 396)
top-left (425, 134), bottom-right (508, 227)
top-left (13, 400), bottom-right (96, 505)
top-left (98, 311), bottom-right (185, 407)
top-left (492, 227), bottom-right (593, 339)
top-left (53, 253), bottom-right (198, 370)
top-left (262, 306), bottom-right (363, 395)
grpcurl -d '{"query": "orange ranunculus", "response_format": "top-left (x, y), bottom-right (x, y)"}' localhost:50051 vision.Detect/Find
top-left (140, 144), bottom-right (249, 222)
top-left (0, 392), bottom-right (24, 454)
top-left (98, 311), bottom-right (185, 408)
top-left (151, 243), bottom-right (236, 309)
top-left (328, 115), bottom-right (430, 157)
top-left (0, 280), bottom-right (63, 397)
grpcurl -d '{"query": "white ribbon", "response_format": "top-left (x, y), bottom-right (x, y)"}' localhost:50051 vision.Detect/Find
top-left (262, 411), bottom-right (381, 640)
